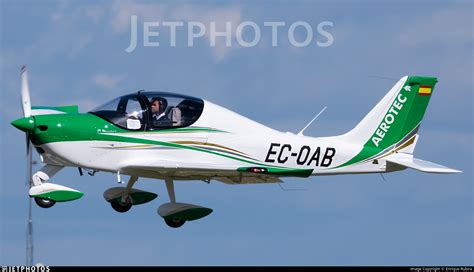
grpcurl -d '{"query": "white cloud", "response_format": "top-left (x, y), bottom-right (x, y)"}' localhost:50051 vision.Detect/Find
top-left (7, 2), bottom-right (100, 62)
top-left (395, 5), bottom-right (473, 87)
top-left (50, 0), bottom-right (70, 22)
top-left (85, 6), bottom-right (105, 24)
top-left (109, 1), bottom-right (242, 62)
top-left (10, 1), bottom-right (243, 66)
top-left (68, 35), bottom-right (94, 58)
top-left (110, 0), bottom-right (166, 33)
top-left (397, 6), bottom-right (472, 48)
top-left (172, 5), bottom-right (242, 62)
top-left (76, 97), bottom-right (102, 112)
top-left (92, 74), bottom-right (125, 90)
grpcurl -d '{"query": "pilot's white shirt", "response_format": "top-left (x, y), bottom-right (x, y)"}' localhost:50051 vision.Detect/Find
top-left (152, 112), bottom-right (166, 120)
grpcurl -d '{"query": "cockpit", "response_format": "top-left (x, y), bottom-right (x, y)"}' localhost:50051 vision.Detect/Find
top-left (89, 92), bottom-right (204, 131)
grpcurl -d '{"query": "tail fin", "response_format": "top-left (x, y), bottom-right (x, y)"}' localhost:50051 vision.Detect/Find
top-left (338, 76), bottom-right (437, 166)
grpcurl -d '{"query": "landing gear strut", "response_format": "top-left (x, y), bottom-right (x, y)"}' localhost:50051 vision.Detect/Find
top-left (163, 178), bottom-right (186, 228)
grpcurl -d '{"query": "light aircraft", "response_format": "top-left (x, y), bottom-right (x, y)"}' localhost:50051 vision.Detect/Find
top-left (11, 66), bottom-right (461, 228)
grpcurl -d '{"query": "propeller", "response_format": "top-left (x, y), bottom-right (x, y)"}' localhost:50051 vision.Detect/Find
top-left (12, 67), bottom-right (35, 134)
top-left (21, 66), bottom-right (32, 118)
top-left (18, 66), bottom-right (35, 265)
top-left (21, 67), bottom-right (34, 168)
top-left (18, 66), bottom-right (34, 174)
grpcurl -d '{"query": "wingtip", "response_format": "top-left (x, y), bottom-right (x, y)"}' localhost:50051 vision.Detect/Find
top-left (427, 168), bottom-right (462, 174)
top-left (444, 167), bottom-right (462, 174)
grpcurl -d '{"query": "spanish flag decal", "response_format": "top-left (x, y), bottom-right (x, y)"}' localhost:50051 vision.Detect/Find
top-left (418, 85), bottom-right (432, 96)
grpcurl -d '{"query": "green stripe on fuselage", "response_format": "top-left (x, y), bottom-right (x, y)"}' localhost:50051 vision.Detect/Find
top-left (30, 113), bottom-right (305, 172)
top-left (31, 113), bottom-right (223, 144)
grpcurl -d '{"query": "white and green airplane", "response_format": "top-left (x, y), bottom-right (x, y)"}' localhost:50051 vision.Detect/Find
top-left (12, 66), bottom-right (461, 228)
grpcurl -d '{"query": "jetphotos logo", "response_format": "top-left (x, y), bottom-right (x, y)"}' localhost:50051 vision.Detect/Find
top-left (1, 266), bottom-right (50, 272)
top-left (125, 15), bottom-right (334, 53)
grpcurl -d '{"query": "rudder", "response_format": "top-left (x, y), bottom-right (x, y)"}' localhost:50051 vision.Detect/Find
top-left (337, 76), bottom-right (437, 167)
top-left (370, 76), bottom-right (437, 150)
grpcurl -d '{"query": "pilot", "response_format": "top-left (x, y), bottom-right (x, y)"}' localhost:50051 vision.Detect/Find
top-left (150, 97), bottom-right (168, 121)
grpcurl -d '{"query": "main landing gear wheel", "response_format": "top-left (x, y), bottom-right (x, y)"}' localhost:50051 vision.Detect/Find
top-left (34, 197), bottom-right (56, 208)
top-left (164, 218), bottom-right (186, 228)
top-left (111, 199), bottom-right (132, 213)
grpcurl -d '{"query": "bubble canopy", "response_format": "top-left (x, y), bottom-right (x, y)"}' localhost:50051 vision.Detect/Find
top-left (89, 92), bottom-right (204, 130)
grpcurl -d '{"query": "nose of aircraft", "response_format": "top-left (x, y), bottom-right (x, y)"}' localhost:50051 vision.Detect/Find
top-left (11, 116), bottom-right (36, 133)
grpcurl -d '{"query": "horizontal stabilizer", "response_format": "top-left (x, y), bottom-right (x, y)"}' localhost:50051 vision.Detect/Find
top-left (386, 154), bottom-right (461, 174)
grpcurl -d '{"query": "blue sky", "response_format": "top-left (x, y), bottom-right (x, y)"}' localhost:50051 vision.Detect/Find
top-left (1, 0), bottom-right (473, 266)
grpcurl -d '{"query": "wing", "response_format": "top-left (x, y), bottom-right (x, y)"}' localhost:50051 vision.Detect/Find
top-left (120, 160), bottom-right (282, 184)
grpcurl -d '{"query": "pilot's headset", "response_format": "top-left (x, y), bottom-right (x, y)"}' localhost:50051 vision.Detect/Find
top-left (151, 97), bottom-right (167, 114)
top-left (158, 98), bottom-right (168, 114)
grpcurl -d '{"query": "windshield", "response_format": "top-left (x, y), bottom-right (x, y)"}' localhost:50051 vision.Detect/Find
top-left (90, 92), bottom-right (204, 130)
top-left (90, 95), bottom-right (146, 130)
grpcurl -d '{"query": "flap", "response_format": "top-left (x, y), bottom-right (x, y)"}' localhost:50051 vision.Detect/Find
top-left (120, 159), bottom-right (282, 184)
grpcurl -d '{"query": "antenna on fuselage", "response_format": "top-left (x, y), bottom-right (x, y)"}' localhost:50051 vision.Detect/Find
top-left (277, 183), bottom-right (309, 192)
top-left (367, 75), bottom-right (399, 82)
top-left (297, 106), bottom-right (327, 136)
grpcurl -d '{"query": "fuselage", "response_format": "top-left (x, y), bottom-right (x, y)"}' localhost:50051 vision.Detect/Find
top-left (25, 96), bottom-right (387, 179)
